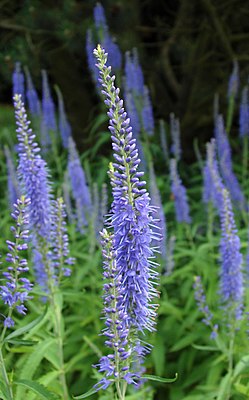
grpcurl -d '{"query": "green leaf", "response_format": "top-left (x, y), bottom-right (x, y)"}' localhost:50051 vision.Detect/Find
top-left (14, 379), bottom-right (58, 400)
top-left (7, 339), bottom-right (37, 346)
top-left (191, 343), bottom-right (219, 352)
top-left (217, 371), bottom-right (232, 400)
top-left (73, 387), bottom-right (99, 399)
top-left (143, 373), bottom-right (178, 383)
top-left (4, 309), bottom-right (48, 342)
top-left (233, 355), bottom-right (249, 379)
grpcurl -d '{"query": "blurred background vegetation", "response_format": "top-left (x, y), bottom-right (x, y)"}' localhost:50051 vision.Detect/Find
top-left (1, 0), bottom-right (249, 158)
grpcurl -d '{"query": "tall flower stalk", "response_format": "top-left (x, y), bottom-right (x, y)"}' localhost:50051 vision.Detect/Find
top-left (93, 45), bottom-right (160, 397)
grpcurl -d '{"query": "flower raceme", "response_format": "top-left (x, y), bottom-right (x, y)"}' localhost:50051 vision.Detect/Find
top-left (14, 94), bottom-right (52, 239)
top-left (0, 196), bottom-right (32, 328)
top-left (93, 45), bottom-right (160, 391)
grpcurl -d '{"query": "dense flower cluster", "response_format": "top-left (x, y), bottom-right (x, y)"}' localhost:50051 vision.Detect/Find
top-left (170, 158), bottom-right (191, 223)
top-left (94, 45), bottom-right (160, 388)
top-left (219, 188), bottom-right (243, 318)
top-left (0, 196), bottom-right (32, 328)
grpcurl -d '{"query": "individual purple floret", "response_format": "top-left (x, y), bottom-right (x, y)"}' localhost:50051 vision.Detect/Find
top-left (170, 113), bottom-right (181, 161)
top-left (56, 87), bottom-right (72, 148)
top-left (203, 139), bottom-right (224, 210)
top-left (50, 198), bottom-right (75, 280)
top-left (227, 60), bottom-right (239, 99)
top-left (239, 86), bottom-right (249, 138)
top-left (41, 70), bottom-right (57, 147)
top-left (4, 146), bottom-right (20, 210)
top-left (215, 114), bottom-right (245, 208)
top-left (94, 45), bottom-right (160, 391)
top-left (170, 158), bottom-right (191, 223)
top-left (14, 94), bottom-right (52, 238)
top-left (149, 163), bottom-right (167, 261)
top-left (141, 86), bottom-right (154, 136)
top-left (219, 188), bottom-right (244, 318)
top-left (68, 137), bottom-right (92, 232)
top-left (12, 62), bottom-right (25, 100)
top-left (25, 67), bottom-right (41, 117)
top-left (0, 196), bottom-right (32, 328)
top-left (193, 276), bottom-right (218, 340)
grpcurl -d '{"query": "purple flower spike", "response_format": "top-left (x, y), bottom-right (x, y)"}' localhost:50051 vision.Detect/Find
top-left (4, 146), bottom-right (20, 210)
top-left (219, 188), bottom-right (244, 319)
top-left (141, 86), bottom-right (154, 136)
top-left (25, 67), bottom-right (41, 117)
top-left (94, 45), bottom-right (160, 390)
top-left (203, 139), bottom-right (224, 210)
top-left (170, 113), bottom-right (181, 161)
top-left (68, 137), bottom-right (92, 232)
top-left (12, 62), bottom-right (25, 100)
top-left (227, 60), bottom-right (239, 99)
top-left (193, 276), bottom-right (218, 339)
top-left (0, 196), bottom-right (33, 328)
top-left (93, 3), bottom-right (107, 29)
top-left (215, 114), bottom-right (245, 209)
top-left (239, 86), bottom-right (249, 138)
top-left (14, 94), bottom-right (52, 239)
top-left (149, 163), bottom-right (167, 260)
top-left (170, 158), bottom-right (191, 224)
top-left (56, 87), bottom-right (72, 148)
top-left (41, 70), bottom-right (57, 131)
top-left (50, 198), bottom-right (75, 280)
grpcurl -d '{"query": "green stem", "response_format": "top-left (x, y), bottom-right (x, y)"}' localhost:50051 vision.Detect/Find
top-left (50, 288), bottom-right (69, 400)
top-left (226, 95), bottom-right (235, 135)
top-left (207, 201), bottom-right (214, 242)
top-left (225, 319), bottom-right (235, 400)
top-left (0, 347), bottom-right (13, 400)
